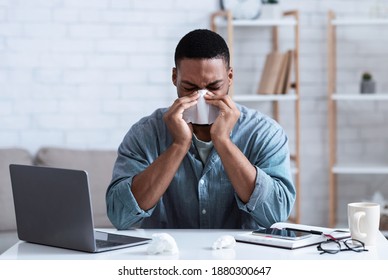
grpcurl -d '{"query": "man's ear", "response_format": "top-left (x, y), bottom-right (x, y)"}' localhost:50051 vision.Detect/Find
top-left (228, 67), bottom-right (233, 86)
top-left (172, 67), bottom-right (177, 86)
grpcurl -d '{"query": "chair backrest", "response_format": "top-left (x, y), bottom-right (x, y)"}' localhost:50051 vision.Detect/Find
top-left (0, 148), bottom-right (33, 231)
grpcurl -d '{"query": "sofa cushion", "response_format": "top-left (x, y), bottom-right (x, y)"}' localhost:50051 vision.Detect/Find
top-left (35, 147), bottom-right (117, 228)
top-left (0, 148), bottom-right (33, 231)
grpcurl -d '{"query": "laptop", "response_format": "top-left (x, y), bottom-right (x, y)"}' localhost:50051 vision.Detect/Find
top-left (9, 164), bottom-right (151, 253)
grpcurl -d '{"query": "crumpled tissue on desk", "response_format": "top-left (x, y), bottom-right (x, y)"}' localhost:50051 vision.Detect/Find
top-left (147, 233), bottom-right (179, 255)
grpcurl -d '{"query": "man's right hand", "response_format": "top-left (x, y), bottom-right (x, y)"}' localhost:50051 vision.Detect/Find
top-left (163, 92), bottom-right (199, 149)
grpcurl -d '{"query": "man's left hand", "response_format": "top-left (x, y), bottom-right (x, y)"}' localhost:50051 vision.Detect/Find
top-left (204, 93), bottom-right (240, 143)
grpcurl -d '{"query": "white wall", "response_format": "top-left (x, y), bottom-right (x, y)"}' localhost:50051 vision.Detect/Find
top-left (1, 0), bottom-right (388, 227)
top-left (0, 0), bottom-right (218, 151)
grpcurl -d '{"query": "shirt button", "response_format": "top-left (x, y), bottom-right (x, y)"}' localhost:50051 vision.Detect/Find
top-left (199, 179), bottom-right (204, 185)
top-left (202, 209), bottom-right (206, 214)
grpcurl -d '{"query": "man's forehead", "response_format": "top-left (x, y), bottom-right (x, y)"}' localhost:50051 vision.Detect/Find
top-left (176, 57), bottom-right (227, 68)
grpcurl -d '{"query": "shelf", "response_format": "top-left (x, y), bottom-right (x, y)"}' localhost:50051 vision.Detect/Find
top-left (215, 18), bottom-right (297, 27)
top-left (332, 18), bottom-right (388, 26)
top-left (327, 10), bottom-right (388, 227)
top-left (332, 164), bottom-right (388, 174)
top-left (211, 9), bottom-right (301, 225)
top-left (234, 94), bottom-right (297, 102)
top-left (332, 93), bottom-right (388, 101)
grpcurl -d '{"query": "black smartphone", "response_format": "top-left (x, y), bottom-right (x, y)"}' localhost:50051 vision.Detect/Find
top-left (252, 228), bottom-right (312, 240)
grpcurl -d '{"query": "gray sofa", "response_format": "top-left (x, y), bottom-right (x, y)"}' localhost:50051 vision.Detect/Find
top-left (0, 147), bottom-right (117, 254)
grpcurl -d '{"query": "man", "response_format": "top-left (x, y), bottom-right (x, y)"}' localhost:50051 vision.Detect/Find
top-left (106, 29), bottom-right (295, 229)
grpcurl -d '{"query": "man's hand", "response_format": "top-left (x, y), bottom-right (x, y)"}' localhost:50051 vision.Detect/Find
top-left (204, 93), bottom-right (240, 143)
top-left (163, 92), bottom-right (199, 148)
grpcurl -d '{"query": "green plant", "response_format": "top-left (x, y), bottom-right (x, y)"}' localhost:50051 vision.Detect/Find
top-left (263, 0), bottom-right (279, 4)
top-left (362, 72), bottom-right (372, 81)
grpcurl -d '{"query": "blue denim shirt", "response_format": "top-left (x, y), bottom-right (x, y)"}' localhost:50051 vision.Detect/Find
top-left (106, 104), bottom-right (295, 229)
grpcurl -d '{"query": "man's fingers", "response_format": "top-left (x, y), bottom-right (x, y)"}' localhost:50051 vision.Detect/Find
top-left (171, 92), bottom-right (199, 113)
top-left (205, 94), bottom-right (233, 110)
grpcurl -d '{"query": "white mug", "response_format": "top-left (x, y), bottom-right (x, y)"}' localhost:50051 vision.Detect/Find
top-left (348, 202), bottom-right (380, 246)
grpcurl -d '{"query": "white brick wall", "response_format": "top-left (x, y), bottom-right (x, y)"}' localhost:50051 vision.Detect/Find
top-left (1, 0), bottom-right (388, 226)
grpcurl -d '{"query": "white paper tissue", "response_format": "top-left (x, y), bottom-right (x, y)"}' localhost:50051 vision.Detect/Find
top-left (147, 233), bottom-right (179, 255)
top-left (183, 89), bottom-right (219, 125)
top-left (212, 235), bottom-right (236, 250)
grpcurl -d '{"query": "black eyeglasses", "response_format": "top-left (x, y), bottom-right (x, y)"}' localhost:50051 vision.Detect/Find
top-left (317, 239), bottom-right (368, 255)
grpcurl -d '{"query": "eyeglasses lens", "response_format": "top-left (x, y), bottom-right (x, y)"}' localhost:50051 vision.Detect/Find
top-left (345, 239), bottom-right (365, 252)
top-left (320, 240), bottom-right (340, 254)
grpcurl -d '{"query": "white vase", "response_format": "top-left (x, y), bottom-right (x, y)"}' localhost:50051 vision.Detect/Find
top-left (260, 4), bottom-right (282, 19)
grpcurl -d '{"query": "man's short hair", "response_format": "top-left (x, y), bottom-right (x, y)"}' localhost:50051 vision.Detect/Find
top-left (174, 29), bottom-right (230, 69)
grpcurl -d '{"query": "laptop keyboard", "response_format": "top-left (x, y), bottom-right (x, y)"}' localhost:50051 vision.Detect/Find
top-left (96, 239), bottom-right (124, 248)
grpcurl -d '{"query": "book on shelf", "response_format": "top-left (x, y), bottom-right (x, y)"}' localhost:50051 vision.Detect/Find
top-left (280, 50), bottom-right (293, 94)
top-left (257, 50), bottom-right (293, 95)
top-left (257, 51), bottom-right (284, 95)
top-left (235, 222), bottom-right (350, 250)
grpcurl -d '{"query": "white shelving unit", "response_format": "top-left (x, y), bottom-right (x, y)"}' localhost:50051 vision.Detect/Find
top-left (332, 164), bottom-right (388, 174)
top-left (211, 10), bottom-right (301, 224)
top-left (327, 11), bottom-right (388, 227)
top-left (214, 18), bottom-right (297, 27)
top-left (332, 93), bottom-right (388, 101)
top-left (233, 94), bottom-right (298, 102)
top-left (332, 18), bottom-right (388, 26)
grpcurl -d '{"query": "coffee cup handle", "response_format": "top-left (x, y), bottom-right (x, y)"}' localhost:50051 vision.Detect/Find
top-left (353, 211), bottom-right (367, 238)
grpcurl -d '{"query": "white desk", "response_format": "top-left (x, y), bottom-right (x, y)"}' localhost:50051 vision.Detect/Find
top-left (1, 229), bottom-right (388, 260)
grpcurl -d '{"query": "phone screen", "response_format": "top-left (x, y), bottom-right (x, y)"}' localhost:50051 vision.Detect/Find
top-left (252, 228), bottom-right (312, 240)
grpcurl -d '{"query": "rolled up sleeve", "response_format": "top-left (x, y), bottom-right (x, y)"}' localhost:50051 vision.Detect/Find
top-left (106, 117), bottom-right (160, 229)
top-left (106, 177), bottom-right (155, 229)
